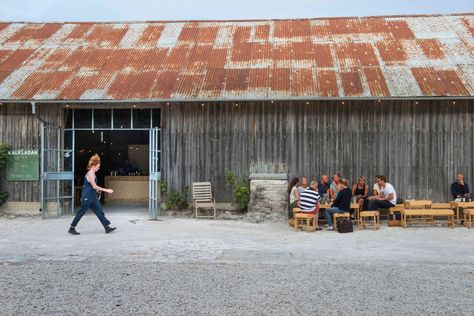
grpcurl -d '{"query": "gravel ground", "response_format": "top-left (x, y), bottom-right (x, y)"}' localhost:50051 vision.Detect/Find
top-left (0, 211), bottom-right (473, 315)
top-left (0, 261), bottom-right (473, 315)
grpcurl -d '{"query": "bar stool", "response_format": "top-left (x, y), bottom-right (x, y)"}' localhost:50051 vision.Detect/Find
top-left (360, 211), bottom-right (380, 230)
top-left (464, 209), bottom-right (474, 228)
top-left (294, 211), bottom-right (317, 232)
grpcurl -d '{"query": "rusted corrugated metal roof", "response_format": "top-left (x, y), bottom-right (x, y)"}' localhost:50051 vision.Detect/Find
top-left (0, 14), bottom-right (473, 102)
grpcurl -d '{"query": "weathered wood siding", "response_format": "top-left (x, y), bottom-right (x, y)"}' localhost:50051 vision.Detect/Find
top-left (0, 103), bottom-right (62, 202)
top-left (162, 100), bottom-right (474, 202)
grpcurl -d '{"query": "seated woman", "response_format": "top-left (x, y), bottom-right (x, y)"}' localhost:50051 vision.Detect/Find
top-left (327, 173), bottom-right (341, 201)
top-left (325, 178), bottom-right (352, 231)
top-left (288, 176), bottom-right (300, 219)
top-left (352, 176), bottom-right (369, 212)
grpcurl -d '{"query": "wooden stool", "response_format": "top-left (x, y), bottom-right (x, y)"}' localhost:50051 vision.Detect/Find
top-left (333, 212), bottom-right (350, 230)
top-left (360, 211), bottom-right (380, 230)
top-left (464, 208), bottom-right (474, 228)
top-left (294, 212), bottom-right (317, 232)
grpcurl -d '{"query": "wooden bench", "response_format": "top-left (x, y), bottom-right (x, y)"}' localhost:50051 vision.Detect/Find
top-left (401, 209), bottom-right (454, 228)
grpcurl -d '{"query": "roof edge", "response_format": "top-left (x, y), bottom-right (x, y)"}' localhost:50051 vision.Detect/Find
top-left (1, 96), bottom-right (474, 104)
top-left (1, 12), bottom-right (473, 24)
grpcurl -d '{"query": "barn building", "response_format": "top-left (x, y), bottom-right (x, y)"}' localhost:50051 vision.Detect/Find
top-left (0, 13), bottom-right (473, 217)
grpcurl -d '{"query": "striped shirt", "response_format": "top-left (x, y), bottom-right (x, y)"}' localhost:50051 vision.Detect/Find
top-left (299, 188), bottom-right (320, 212)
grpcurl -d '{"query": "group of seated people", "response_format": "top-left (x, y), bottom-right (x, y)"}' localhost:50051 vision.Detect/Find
top-left (288, 174), bottom-right (397, 230)
top-left (289, 172), bottom-right (471, 231)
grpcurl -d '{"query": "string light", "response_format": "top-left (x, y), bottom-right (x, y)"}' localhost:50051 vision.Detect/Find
top-left (341, 101), bottom-right (345, 105)
top-left (452, 101), bottom-right (456, 105)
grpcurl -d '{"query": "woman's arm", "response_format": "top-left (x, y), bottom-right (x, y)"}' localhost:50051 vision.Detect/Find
top-left (363, 185), bottom-right (369, 198)
top-left (293, 186), bottom-right (300, 199)
top-left (86, 173), bottom-right (113, 194)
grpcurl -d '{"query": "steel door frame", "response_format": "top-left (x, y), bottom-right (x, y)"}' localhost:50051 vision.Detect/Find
top-left (40, 123), bottom-right (75, 218)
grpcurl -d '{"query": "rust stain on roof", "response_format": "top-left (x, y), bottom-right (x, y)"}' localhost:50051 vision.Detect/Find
top-left (137, 24), bottom-right (164, 46)
top-left (0, 14), bottom-right (472, 101)
top-left (364, 67), bottom-right (390, 97)
top-left (419, 39), bottom-right (445, 60)
top-left (0, 49), bottom-right (34, 70)
top-left (375, 41), bottom-right (407, 65)
top-left (412, 67), bottom-right (469, 96)
top-left (340, 69), bottom-right (364, 97)
top-left (317, 70), bottom-right (338, 97)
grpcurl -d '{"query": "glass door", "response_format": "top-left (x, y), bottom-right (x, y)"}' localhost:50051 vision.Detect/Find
top-left (40, 123), bottom-right (74, 218)
top-left (148, 127), bottom-right (161, 219)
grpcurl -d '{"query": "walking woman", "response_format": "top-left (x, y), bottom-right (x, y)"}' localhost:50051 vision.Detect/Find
top-left (68, 154), bottom-right (116, 235)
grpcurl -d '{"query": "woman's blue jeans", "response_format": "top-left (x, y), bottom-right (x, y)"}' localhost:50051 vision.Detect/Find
top-left (325, 207), bottom-right (346, 226)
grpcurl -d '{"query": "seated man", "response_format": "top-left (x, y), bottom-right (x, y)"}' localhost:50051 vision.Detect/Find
top-left (298, 181), bottom-right (321, 229)
top-left (325, 178), bottom-right (352, 230)
top-left (318, 175), bottom-right (330, 197)
top-left (367, 175), bottom-right (397, 210)
top-left (328, 173), bottom-right (341, 201)
top-left (451, 173), bottom-right (471, 200)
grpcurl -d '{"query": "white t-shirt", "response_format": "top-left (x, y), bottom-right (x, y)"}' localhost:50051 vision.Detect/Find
top-left (380, 183), bottom-right (397, 205)
top-left (373, 183), bottom-right (380, 195)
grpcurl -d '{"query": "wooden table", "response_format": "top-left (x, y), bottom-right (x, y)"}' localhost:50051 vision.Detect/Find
top-left (450, 201), bottom-right (474, 226)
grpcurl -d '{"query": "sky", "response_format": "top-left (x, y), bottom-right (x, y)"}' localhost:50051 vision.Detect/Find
top-left (0, 0), bottom-right (472, 22)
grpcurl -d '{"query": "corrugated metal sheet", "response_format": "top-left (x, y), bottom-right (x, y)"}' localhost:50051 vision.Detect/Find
top-left (0, 14), bottom-right (473, 101)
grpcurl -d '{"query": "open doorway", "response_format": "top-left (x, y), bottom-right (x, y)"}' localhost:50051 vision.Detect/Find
top-left (74, 130), bottom-right (150, 207)
top-left (64, 108), bottom-right (161, 217)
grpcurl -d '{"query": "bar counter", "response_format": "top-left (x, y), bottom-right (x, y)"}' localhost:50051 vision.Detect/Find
top-left (104, 176), bottom-right (149, 203)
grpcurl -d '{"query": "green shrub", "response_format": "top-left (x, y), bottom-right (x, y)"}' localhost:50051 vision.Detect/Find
top-left (225, 171), bottom-right (250, 211)
top-left (0, 144), bottom-right (8, 206)
top-left (165, 186), bottom-right (189, 211)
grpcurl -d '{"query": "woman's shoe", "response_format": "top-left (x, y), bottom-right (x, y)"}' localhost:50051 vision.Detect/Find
top-left (105, 226), bottom-right (116, 234)
top-left (68, 227), bottom-right (80, 235)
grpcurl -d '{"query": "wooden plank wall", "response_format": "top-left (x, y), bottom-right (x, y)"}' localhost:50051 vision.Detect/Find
top-left (0, 103), bottom-right (62, 202)
top-left (162, 99), bottom-right (474, 203)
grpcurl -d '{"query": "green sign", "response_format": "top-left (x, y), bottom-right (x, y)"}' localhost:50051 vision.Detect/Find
top-left (6, 149), bottom-right (39, 181)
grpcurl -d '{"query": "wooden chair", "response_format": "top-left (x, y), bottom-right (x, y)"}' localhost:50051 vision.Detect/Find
top-left (360, 211), bottom-right (380, 230)
top-left (463, 209), bottom-right (474, 228)
top-left (333, 212), bottom-right (350, 230)
top-left (192, 182), bottom-right (216, 219)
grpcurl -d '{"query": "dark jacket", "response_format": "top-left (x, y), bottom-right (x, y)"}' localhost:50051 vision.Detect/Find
top-left (318, 182), bottom-right (330, 195)
top-left (332, 187), bottom-right (352, 211)
top-left (451, 182), bottom-right (469, 199)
